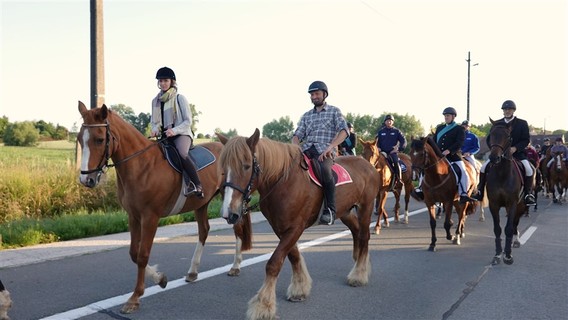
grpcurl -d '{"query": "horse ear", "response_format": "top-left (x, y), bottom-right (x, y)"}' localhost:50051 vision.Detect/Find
top-left (78, 100), bottom-right (88, 115)
top-left (216, 132), bottom-right (229, 145)
top-left (100, 104), bottom-right (109, 120)
top-left (489, 117), bottom-right (495, 125)
top-left (357, 137), bottom-right (364, 145)
top-left (246, 128), bottom-right (261, 150)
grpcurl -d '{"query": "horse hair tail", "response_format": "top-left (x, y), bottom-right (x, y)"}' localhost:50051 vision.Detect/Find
top-left (239, 213), bottom-right (253, 251)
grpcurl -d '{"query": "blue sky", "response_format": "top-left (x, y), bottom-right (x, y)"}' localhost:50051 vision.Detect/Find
top-left (1, 0), bottom-right (566, 136)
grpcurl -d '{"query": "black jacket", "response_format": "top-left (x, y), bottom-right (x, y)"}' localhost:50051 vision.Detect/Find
top-left (434, 123), bottom-right (465, 162)
top-left (487, 117), bottom-right (530, 160)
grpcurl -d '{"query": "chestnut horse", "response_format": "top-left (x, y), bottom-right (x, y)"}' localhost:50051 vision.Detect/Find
top-left (217, 129), bottom-right (379, 320)
top-left (359, 139), bottom-right (413, 234)
top-left (77, 101), bottom-right (252, 313)
top-left (485, 120), bottom-right (536, 264)
top-left (549, 151), bottom-right (568, 203)
top-left (0, 280), bottom-right (11, 320)
top-left (409, 136), bottom-right (477, 251)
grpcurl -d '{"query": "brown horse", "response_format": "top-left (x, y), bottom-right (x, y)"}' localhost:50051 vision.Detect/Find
top-left (485, 120), bottom-right (534, 264)
top-left (217, 129), bottom-right (379, 320)
top-left (0, 280), bottom-right (11, 320)
top-left (409, 135), bottom-right (477, 251)
top-left (77, 101), bottom-right (252, 313)
top-left (359, 139), bottom-right (413, 234)
top-left (548, 151), bottom-right (568, 203)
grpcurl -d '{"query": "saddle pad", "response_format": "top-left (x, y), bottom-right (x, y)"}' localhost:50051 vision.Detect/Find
top-left (304, 154), bottom-right (353, 187)
top-left (164, 144), bottom-right (216, 173)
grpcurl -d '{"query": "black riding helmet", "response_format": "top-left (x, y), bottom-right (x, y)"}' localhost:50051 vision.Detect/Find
top-left (308, 81), bottom-right (328, 97)
top-left (156, 67), bottom-right (176, 80)
top-left (501, 100), bottom-right (516, 110)
top-left (442, 107), bottom-right (457, 116)
top-left (384, 114), bottom-right (394, 123)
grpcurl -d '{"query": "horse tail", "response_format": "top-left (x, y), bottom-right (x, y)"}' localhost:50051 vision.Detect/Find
top-left (466, 200), bottom-right (478, 215)
top-left (236, 212), bottom-right (253, 251)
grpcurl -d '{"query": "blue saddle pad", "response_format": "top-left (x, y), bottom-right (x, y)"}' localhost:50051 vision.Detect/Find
top-left (162, 143), bottom-right (216, 174)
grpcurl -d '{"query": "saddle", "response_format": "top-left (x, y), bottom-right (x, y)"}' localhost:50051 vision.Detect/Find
top-left (303, 154), bottom-right (352, 187)
top-left (379, 152), bottom-right (408, 173)
top-left (160, 141), bottom-right (216, 174)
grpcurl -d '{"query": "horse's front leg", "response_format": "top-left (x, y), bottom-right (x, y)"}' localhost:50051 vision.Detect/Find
top-left (503, 204), bottom-right (518, 265)
top-left (286, 245), bottom-right (312, 302)
top-left (443, 202), bottom-right (455, 242)
top-left (402, 185), bottom-right (411, 224)
top-left (247, 230), bottom-right (301, 320)
top-left (489, 204), bottom-right (503, 265)
top-left (392, 189), bottom-right (401, 223)
top-left (427, 204), bottom-right (438, 251)
top-left (121, 214), bottom-right (162, 314)
top-left (186, 206), bottom-right (211, 281)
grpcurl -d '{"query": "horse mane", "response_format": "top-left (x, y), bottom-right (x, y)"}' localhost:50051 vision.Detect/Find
top-left (425, 135), bottom-right (444, 158)
top-left (219, 136), bottom-right (302, 186)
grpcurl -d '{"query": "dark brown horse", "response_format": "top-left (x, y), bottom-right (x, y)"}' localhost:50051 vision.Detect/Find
top-left (548, 150), bottom-right (568, 203)
top-left (217, 129), bottom-right (379, 320)
top-left (359, 139), bottom-right (413, 234)
top-left (0, 280), bottom-right (11, 320)
top-left (409, 136), bottom-right (477, 251)
top-left (485, 119), bottom-right (532, 265)
top-left (77, 101), bottom-right (252, 313)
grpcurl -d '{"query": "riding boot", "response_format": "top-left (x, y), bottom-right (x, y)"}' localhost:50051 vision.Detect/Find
top-left (524, 176), bottom-right (536, 205)
top-left (181, 156), bottom-right (204, 198)
top-left (472, 172), bottom-right (486, 201)
top-left (319, 158), bottom-right (336, 225)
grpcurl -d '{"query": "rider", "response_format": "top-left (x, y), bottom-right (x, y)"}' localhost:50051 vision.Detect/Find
top-left (525, 142), bottom-right (540, 169)
top-left (376, 114), bottom-right (407, 187)
top-left (473, 100), bottom-right (536, 205)
top-left (292, 81), bottom-right (349, 225)
top-left (339, 122), bottom-right (357, 155)
top-left (460, 120), bottom-right (480, 168)
top-left (546, 137), bottom-right (568, 168)
top-left (412, 107), bottom-right (476, 204)
top-left (539, 137), bottom-right (552, 160)
top-left (150, 66), bottom-right (203, 198)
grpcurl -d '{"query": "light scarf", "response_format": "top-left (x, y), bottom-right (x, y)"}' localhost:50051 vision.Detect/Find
top-left (152, 87), bottom-right (178, 130)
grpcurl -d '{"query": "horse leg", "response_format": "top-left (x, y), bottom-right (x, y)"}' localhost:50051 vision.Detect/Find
top-left (186, 206), bottom-right (211, 282)
top-left (489, 204), bottom-right (503, 265)
top-left (286, 245), bottom-right (312, 302)
top-left (393, 189), bottom-right (401, 223)
top-left (444, 203), bottom-right (455, 242)
top-left (0, 280), bottom-right (12, 320)
top-left (121, 214), bottom-right (162, 314)
top-left (402, 184), bottom-right (411, 224)
top-left (347, 204), bottom-right (372, 287)
top-left (247, 230), bottom-right (301, 320)
top-left (503, 204), bottom-right (519, 265)
top-left (427, 205), bottom-right (438, 251)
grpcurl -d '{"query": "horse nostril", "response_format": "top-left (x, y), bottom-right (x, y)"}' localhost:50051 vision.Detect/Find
top-left (227, 213), bottom-right (240, 225)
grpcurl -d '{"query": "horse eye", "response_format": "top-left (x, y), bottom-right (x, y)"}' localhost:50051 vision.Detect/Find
top-left (95, 138), bottom-right (105, 145)
top-left (243, 164), bottom-right (251, 170)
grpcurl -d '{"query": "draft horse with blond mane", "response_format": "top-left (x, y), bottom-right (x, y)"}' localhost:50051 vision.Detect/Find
top-left (409, 135), bottom-right (477, 251)
top-left (485, 119), bottom-right (536, 264)
top-left (217, 129), bottom-right (379, 320)
top-left (359, 138), bottom-right (414, 234)
top-left (77, 101), bottom-right (252, 313)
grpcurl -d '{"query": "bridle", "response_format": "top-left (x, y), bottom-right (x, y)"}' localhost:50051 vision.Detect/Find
top-left (411, 141), bottom-right (453, 189)
top-left (488, 126), bottom-right (513, 162)
top-left (80, 121), bottom-right (161, 177)
top-left (221, 155), bottom-right (261, 216)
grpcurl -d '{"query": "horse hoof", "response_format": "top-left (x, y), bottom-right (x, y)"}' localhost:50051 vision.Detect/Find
top-left (513, 241), bottom-right (521, 248)
top-left (228, 268), bottom-right (241, 277)
top-left (382, 223), bottom-right (390, 228)
top-left (288, 295), bottom-right (307, 302)
top-left (504, 255), bottom-right (514, 265)
top-left (491, 256), bottom-right (501, 265)
top-left (428, 246), bottom-right (436, 252)
top-left (120, 302), bottom-right (140, 314)
top-left (158, 274), bottom-right (168, 288)
top-left (185, 272), bottom-right (198, 282)
top-left (453, 239), bottom-right (461, 245)
top-left (374, 227), bottom-right (381, 235)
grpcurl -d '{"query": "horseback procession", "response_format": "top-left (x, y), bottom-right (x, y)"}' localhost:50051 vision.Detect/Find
top-left (63, 65), bottom-right (568, 320)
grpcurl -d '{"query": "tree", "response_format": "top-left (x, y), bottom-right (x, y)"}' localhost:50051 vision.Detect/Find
top-left (110, 104), bottom-right (137, 125)
top-left (0, 116), bottom-right (9, 140)
top-left (35, 120), bottom-right (56, 138)
top-left (132, 112), bottom-right (151, 136)
top-left (3, 121), bottom-right (40, 146)
top-left (214, 128), bottom-right (238, 140)
top-left (262, 116), bottom-right (294, 142)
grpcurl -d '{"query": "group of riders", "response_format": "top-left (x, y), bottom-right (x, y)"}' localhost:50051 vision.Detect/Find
top-left (152, 67), bottom-right (565, 226)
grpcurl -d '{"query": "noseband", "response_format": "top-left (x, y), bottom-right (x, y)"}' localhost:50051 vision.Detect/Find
top-left (80, 122), bottom-right (113, 176)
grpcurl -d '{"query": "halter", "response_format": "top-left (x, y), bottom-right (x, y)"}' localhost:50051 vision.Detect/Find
top-left (412, 147), bottom-right (453, 189)
top-left (80, 121), bottom-right (161, 176)
top-left (222, 155), bottom-right (261, 215)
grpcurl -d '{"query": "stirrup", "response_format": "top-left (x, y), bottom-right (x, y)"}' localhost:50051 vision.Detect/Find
top-left (184, 181), bottom-right (197, 196)
top-left (319, 208), bottom-right (335, 225)
top-left (524, 194), bottom-right (536, 205)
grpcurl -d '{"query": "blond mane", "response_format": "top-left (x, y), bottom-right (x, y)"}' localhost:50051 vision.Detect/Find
top-left (219, 136), bottom-right (302, 186)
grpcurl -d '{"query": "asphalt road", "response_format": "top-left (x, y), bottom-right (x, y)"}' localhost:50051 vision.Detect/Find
top-left (1, 194), bottom-right (567, 320)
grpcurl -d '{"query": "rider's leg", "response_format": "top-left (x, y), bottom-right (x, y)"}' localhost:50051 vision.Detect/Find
top-left (391, 153), bottom-right (401, 184)
top-left (174, 136), bottom-right (203, 198)
top-left (455, 160), bottom-right (476, 203)
top-left (521, 159), bottom-right (536, 205)
top-left (472, 159), bottom-right (489, 201)
top-left (319, 157), bottom-right (336, 225)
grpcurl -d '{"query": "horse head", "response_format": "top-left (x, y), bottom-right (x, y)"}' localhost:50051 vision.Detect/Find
top-left (218, 129), bottom-right (261, 225)
top-left (409, 136), bottom-right (427, 173)
top-left (488, 118), bottom-right (512, 164)
top-left (77, 101), bottom-right (117, 188)
top-left (359, 138), bottom-right (382, 169)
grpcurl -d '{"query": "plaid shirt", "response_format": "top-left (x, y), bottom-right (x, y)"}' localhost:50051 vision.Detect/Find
top-left (294, 103), bottom-right (348, 154)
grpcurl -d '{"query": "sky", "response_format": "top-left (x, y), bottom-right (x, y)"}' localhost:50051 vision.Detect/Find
top-left (1, 0), bottom-right (566, 137)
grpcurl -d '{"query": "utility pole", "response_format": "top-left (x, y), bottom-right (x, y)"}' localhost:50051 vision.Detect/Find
top-left (90, 0), bottom-right (105, 109)
top-left (466, 51), bottom-right (471, 122)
